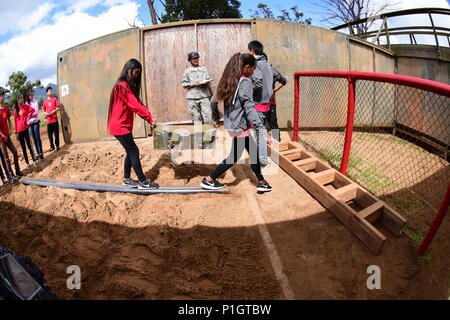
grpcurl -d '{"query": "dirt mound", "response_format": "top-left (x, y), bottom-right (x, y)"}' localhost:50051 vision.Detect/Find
top-left (0, 131), bottom-right (449, 299)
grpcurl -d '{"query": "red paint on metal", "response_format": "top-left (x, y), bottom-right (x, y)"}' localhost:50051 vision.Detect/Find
top-left (293, 74), bottom-right (300, 142)
top-left (418, 184), bottom-right (450, 256)
top-left (340, 79), bottom-right (356, 175)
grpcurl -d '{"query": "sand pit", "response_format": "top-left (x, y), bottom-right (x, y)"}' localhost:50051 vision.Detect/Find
top-left (0, 130), bottom-right (449, 299)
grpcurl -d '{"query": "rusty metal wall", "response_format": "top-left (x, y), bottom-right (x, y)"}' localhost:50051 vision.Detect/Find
top-left (255, 20), bottom-right (397, 128)
top-left (143, 22), bottom-right (252, 123)
top-left (60, 19), bottom-right (450, 144)
top-left (57, 28), bottom-right (144, 143)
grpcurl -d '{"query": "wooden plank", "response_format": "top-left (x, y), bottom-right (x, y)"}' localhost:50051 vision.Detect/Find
top-left (284, 153), bottom-right (304, 161)
top-left (298, 161), bottom-right (318, 172)
top-left (310, 169), bottom-right (336, 185)
top-left (357, 201), bottom-right (385, 223)
top-left (331, 184), bottom-right (358, 202)
top-left (378, 205), bottom-right (407, 236)
top-left (294, 157), bottom-right (316, 167)
top-left (271, 145), bottom-right (386, 255)
top-left (281, 148), bottom-right (304, 155)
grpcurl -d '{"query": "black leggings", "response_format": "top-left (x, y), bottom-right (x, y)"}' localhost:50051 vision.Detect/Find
top-left (210, 135), bottom-right (264, 181)
top-left (47, 122), bottom-right (60, 149)
top-left (0, 137), bottom-right (21, 176)
top-left (18, 130), bottom-right (35, 164)
top-left (266, 103), bottom-right (280, 142)
top-left (114, 133), bottom-right (146, 182)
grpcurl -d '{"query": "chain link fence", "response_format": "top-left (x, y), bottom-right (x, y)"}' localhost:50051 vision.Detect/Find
top-left (295, 74), bottom-right (450, 227)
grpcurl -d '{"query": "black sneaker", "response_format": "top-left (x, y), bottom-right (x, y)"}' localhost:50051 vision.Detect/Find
top-left (122, 178), bottom-right (139, 188)
top-left (15, 171), bottom-right (24, 177)
top-left (138, 179), bottom-right (159, 190)
top-left (257, 181), bottom-right (272, 193)
top-left (1, 178), bottom-right (7, 185)
top-left (200, 177), bottom-right (224, 190)
top-left (49, 147), bottom-right (55, 152)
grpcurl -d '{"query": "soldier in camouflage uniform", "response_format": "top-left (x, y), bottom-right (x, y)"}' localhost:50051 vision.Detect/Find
top-left (181, 52), bottom-right (213, 125)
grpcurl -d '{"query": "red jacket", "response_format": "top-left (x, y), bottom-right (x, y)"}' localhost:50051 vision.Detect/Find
top-left (14, 104), bottom-right (34, 133)
top-left (0, 106), bottom-right (11, 143)
top-left (108, 81), bottom-right (155, 136)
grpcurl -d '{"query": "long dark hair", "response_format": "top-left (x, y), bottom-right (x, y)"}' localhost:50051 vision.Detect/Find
top-left (26, 89), bottom-right (35, 104)
top-left (14, 94), bottom-right (24, 116)
top-left (216, 53), bottom-right (256, 105)
top-left (108, 58), bottom-right (142, 127)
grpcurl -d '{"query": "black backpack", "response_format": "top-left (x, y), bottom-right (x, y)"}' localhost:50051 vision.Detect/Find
top-left (0, 247), bottom-right (58, 300)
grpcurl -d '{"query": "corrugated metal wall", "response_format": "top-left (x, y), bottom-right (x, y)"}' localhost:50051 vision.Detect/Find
top-left (57, 28), bottom-right (145, 143)
top-left (143, 22), bottom-right (252, 123)
top-left (57, 19), bottom-right (448, 145)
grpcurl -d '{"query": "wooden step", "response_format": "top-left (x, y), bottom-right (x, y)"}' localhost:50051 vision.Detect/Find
top-left (284, 152), bottom-right (304, 161)
top-left (269, 141), bottom-right (406, 255)
top-left (330, 184), bottom-right (358, 202)
top-left (309, 169), bottom-right (335, 185)
top-left (356, 201), bottom-right (385, 223)
top-left (280, 148), bottom-right (304, 156)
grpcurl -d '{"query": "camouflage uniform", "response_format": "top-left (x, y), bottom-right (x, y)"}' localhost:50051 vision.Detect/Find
top-left (181, 66), bottom-right (213, 125)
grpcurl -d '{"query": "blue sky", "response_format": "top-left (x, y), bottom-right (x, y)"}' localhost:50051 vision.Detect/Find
top-left (0, 0), bottom-right (449, 87)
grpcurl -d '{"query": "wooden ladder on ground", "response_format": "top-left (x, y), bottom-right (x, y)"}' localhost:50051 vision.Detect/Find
top-left (270, 141), bottom-right (406, 255)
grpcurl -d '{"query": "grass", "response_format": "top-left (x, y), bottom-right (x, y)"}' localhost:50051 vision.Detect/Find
top-left (403, 227), bottom-right (432, 263)
top-left (319, 149), bottom-right (395, 197)
top-left (381, 195), bottom-right (425, 211)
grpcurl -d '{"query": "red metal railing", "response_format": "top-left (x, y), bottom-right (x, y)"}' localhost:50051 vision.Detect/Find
top-left (293, 71), bottom-right (450, 255)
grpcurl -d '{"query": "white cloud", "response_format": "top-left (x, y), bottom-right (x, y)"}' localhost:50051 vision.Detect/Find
top-left (0, 1), bottom-right (55, 36)
top-left (0, 0), bottom-right (143, 86)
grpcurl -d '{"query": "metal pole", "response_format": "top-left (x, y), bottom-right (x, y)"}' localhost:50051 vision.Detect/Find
top-left (293, 74), bottom-right (300, 142)
top-left (417, 184), bottom-right (450, 256)
top-left (428, 11), bottom-right (441, 58)
top-left (340, 78), bottom-right (356, 175)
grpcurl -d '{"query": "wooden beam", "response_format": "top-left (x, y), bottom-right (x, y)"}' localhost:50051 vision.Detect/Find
top-left (281, 148), bottom-right (304, 155)
top-left (357, 201), bottom-right (385, 223)
top-left (331, 184), bottom-right (358, 202)
top-left (310, 169), bottom-right (335, 185)
top-left (294, 157), bottom-right (316, 167)
top-left (270, 142), bottom-right (406, 255)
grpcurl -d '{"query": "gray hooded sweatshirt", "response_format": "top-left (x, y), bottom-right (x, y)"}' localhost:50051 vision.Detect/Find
top-left (210, 77), bottom-right (265, 136)
top-left (251, 55), bottom-right (274, 104)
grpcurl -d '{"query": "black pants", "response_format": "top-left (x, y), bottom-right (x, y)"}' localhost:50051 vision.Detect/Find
top-left (18, 130), bottom-right (35, 164)
top-left (0, 137), bottom-right (21, 176)
top-left (47, 122), bottom-right (60, 149)
top-left (0, 148), bottom-right (7, 180)
top-left (211, 135), bottom-right (264, 181)
top-left (114, 133), bottom-right (146, 182)
top-left (265, 103), bottom-right (280, 142)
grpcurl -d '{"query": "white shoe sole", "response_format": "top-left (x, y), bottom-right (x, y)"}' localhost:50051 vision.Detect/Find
top-left (122, 183), bottom-right (139, 189)
top-left (200, 182), bottom-right (224, 190)
top-left (257, 187), bottom-right (272, 192)
top-left (138, 185), bottom-right (159, 190)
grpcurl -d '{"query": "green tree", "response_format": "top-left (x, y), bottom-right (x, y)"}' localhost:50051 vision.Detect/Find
top-left (0, 86), bottom-right (9, 95)
top-left (6, 71), bottom-right (42, 105)
top-left (161, 0), bottom-right (242, 23)
top-left (251, 3), bottom-right (312, 24)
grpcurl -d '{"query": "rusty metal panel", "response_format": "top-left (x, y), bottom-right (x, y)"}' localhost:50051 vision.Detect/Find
top-left (58, 49), bottom-right (100, 142)
top-left (255, 20), bottom-right (350, 128)
top-left (197, 23), bottom-right (252, 101)
top-left (143, 26), bottom-right (197, 123)
top-left (57, 28), bottom-right (143, 143)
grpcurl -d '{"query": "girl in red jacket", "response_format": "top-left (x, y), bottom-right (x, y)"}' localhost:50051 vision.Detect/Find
top-left (14, 94), bottom-right (36, 169)
top-left (108, 58), bottom-right (159, 189)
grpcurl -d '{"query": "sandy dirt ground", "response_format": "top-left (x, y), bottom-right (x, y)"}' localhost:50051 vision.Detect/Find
top-left (0, 128), bottom-right (449, 300)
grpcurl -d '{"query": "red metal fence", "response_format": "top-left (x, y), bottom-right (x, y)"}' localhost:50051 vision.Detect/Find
top-left (293, 71), bottom-right (450, 255)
